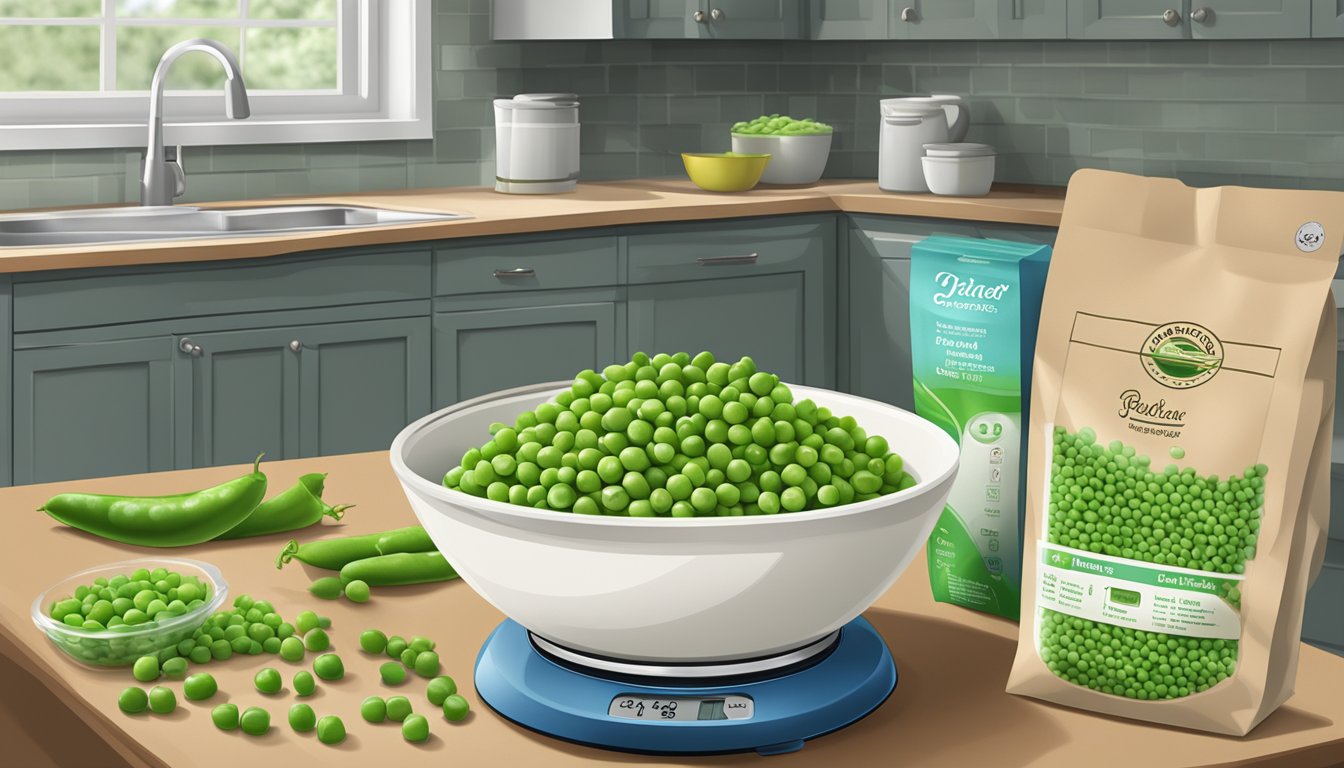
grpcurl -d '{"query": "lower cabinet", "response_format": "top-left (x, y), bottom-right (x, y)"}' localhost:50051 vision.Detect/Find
top-left (175, 317), bottom-right (431, 468)
top-left (13, 338), bottom-right (178, 485)
top-left (434, 299), bottom-right (620, 406)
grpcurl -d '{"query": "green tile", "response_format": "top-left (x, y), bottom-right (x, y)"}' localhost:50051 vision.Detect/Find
top-left (356, 165), bottom-right (409, 192)
top-left (0, 182), bottom-right (31, 212)
top-left (1183, 67), bottom-right (1308, 102)
top-left (358, 143), bottom-right (409, 167)
top-left (694, 64), bottom-right (747, 92)
top-left (979, 41), bottom-right (1043, 65)
top-left (1209, 41), bottom-right (1270, 65)
top-left (1010, 66), bottom-right (1082, 96)
top-left (1277, 103), bottom-right (1344, 131)
top-left (1, 151), bottom-right (54, 179)
top-left (971, 66), bottom-right (1011, 95)
top-left (1269, 39), bottom-right (1344, 65)
top-left (912, 65), bottom-right (971, 94)
top-left (435, 97), bottom-right (494, 129)
top-left (434, 128), bottom-right (484, 162)
top-left (928, 42), bottom-right (978, 65)
top-left (666, 95), bottom-right (720, 123)
top-left (178, 172), bottom-right (249, 203)
top-left (1081, 68), bottom-right (1127, 95)
top-left (48, 149), bottom-right (120, 178)
top-left (211, 146), bottom-right (306, 172)
top-left (638, 94), bottom-right (669, 123)
top-left (1145, 41), bottom-right (1209, 65)
top-left (746, 63), bottom-right (779, 92)
top-left (580, 124), bottom-right (640, 154)
top-left (1041, 41), bottom-right (1109, 64)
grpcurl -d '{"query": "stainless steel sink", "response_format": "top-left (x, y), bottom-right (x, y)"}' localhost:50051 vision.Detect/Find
top-left (0, 204), bottom-right (471, 247)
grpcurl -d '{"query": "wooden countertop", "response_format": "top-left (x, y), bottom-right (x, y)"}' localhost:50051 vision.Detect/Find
top-left (0, 180), bottom-right (1066, 274)
top-left (5, 451), bottom-right (1341, 768)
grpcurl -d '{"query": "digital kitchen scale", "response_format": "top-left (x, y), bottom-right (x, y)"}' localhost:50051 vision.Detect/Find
top-left (474, 616), bottom-right (896, 756)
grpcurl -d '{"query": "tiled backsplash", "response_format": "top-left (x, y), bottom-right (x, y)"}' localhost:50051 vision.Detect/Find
top-left (2, 0), bottom-right (1342, 210)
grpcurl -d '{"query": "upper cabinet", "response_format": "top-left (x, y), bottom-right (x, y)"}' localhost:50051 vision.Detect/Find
top-left (1067, 1), bottom-right (1190, 39)
top-left (889, 0), bottom-right (1067, 39)
top-left (495, 0), bottom-right (1336, 39)
top-left (1313, 0), bottom-right (1344, 35)
top-left (1188, 0), bottom-right (1313, 38)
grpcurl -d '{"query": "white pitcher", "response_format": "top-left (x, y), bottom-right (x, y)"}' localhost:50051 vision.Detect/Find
top-left (878, 102), bottom-right (950, 193)
top-left (886, 94), bottom-right (968, 143)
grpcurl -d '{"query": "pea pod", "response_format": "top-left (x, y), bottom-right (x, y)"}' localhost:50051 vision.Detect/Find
top-left (216, 473), bottom-right (352, 540)
top-left (40, 455), bottom-right (267, 547)
top-left (338, 552), bottom-right (458, 587)
top-left (275, 525), bottom-right (434, 570)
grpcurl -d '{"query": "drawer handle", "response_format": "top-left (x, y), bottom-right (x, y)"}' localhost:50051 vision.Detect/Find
top-left (697, 253), bottom-right (759, 266)
top-left (493, 267), bottom-right (536, 278)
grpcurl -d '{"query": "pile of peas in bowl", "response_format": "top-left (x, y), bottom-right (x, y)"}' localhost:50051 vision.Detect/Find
top-left (31, 559), bottom-right (227, 667)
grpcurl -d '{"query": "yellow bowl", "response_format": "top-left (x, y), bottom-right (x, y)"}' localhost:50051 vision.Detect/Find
top-left (681, 152), bottom-right (771, 193)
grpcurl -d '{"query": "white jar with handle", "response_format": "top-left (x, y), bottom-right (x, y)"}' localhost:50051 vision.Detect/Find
top-left (878, 102), bottom-right (949, 193)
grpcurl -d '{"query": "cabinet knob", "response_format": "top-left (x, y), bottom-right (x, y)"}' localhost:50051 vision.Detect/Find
top-left (692, 9), bottom-right (705, 22)
top-left (289, 339), bottom-right (303, 352)
top-left (1162, 8), bottom-right (1181, 25)
top-left (179, 338), bottom-right (202, 357)
top-left (900, 7), bottom-right (916, 22)
top-left (709, 7), bottom-right (723, 21)
top-left (1191, 6), bottom-right (1211, 24)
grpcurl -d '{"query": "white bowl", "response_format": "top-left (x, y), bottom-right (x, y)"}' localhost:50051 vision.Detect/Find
top-left (390, 381), bottom-right (959, 663)
top-left (921, 155), bottom-right (996, 197)
top-left (731, 133), bottom-right (833, 186)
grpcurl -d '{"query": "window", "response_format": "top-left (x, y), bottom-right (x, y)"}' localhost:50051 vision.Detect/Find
top-left (0, 0), bottom-right (430, 150)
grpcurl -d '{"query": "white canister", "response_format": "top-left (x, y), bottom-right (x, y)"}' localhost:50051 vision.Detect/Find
top-left (901, 94), bottom-right (969, 142)
top-left (878, 102), bottom-right (949, 193)
top-left (494, 93), bottom-right (580, 194)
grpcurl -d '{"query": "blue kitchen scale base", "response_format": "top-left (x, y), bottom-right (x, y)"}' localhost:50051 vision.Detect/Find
top-left (474, 616), bottom-right (896, 757)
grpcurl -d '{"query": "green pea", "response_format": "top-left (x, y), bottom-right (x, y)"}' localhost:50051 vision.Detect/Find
top-left (183, 673), bottom-right (217, 701)
top-left (144, 685), bottom-right (175, 714)
top-left (360, 629), bottom-right (388, 654)
top-left (161, 657), bottom-right (188, 679)
top-left (118, 687), bottom-right (149, 714)
top-left (295, 610), bottom-right (321, 634)
top-left (442, 694), bottom-right (470, 722)
top-left (289, 702), bottom-right (317, 733)
top-left (381, 660), bottom-right (408, 685)
top-left (362, 695), bottom-right (388, 723)
top-left (414, 651), bottom-right (441, 678)
top-left (313, 653), bottom-right (344, 681)
top-left (426, 675), bottom-right (458, 706)
top-left (386, 636), bottom-right (408, 658)
top-left (312, 714), bottom-right (344, 745)
top-left (309, 577), bottom-right (344, 600)
top-left (212, 702), bottom-right (240, 730)
top-left (280, 636), bottom-right (306, 662)
top-left (293, 670), bottom-right (316, 697)
top-left (345, 579), bottom-right (371, 603)
top-left (132, 655), bottom-right (160, 682)
top-left (305, 628), bottom-right (331, 652)
top-left (386, 695), bottom-right (413, 722)
top-left (255, 667), bottom-right (283, 694)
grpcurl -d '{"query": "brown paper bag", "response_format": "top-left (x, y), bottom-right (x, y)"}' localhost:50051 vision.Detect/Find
top-left (1006, 170), bottom-right (1342, 735)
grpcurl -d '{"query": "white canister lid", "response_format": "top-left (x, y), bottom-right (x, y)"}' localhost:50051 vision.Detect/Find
top-left (879, 100), bottom-right (944, 118)
top-left (494, 93), bottom-right (580, 110)
top-left (923, 142), bottom-right (996, 158)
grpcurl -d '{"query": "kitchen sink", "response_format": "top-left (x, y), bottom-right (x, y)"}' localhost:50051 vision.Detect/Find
top-left (0, 204), bottom-right (471, 247)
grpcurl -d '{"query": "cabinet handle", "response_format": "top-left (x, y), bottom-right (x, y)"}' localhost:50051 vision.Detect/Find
top-left (289, 339), bottom-right (303, 352)
top-left (899, 6), bottom-right (916, 22)
top-left (179, 337), bottom-right (203, 357)
top-left (1162, 8), bottom-right (1181, 25)
top-left (692, 9), bottom-right (705, 22)
top-left (697, 252), bottom-right (759, 266)
top-left (709, 7), bottom-right (723, 21)
top-left (493, 267), bottom-right (536, 278)
top-left (1190, 6), bottom-right (1211, 24)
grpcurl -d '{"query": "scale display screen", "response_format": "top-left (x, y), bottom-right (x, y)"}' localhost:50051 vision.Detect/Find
top-left (607, 694), bottom-right (753, 722)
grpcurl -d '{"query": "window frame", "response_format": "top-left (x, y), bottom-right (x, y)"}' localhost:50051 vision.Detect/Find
top-left (0, 0), bottom-right (431, 150)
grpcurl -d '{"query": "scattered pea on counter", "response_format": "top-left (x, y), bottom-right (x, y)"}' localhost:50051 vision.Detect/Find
top-left (161, 657), bottom-right (188, 679)
top-left (442, 694), bottom-right (470, 722)
top-left (426, 676), bottom-right (457, 706)
top-left (118, 687), bottom-right (149, 714)
top-left (293, 670), bottom-right (316, 697)
top-left (361, 696), bottom-right (388, 723)
top-left (344, 579), bottom-right (371, 603)
top-left (279, 636), bottom-right (305, 662)
top-left (414, 651), bottom-right (440, 678)
top-left (288, 703), bottom-right (317, 733)
top-left (380, 661), bottom-right (407, 685)
top-left (402, 713), bottom-right (430, 743)
top-left (183, 673), bottom-right (218, 701)
top-left (309, 577), bottom-right (345, 600)
top-left (240, 706), bottom-right (270, 736)
top-left (148, 686), bottom-right (176, 715)
top-left (313, 653), bottom-right (344, 681)
top-left (211, 703), bottom-right (240, 731)
top-left (359, 629), bottom-right (388, 654)
top-left (254, 667), bottom-right (282, 694)
top-left (304, 628), bottom-right (331, 652)
top-left (386, 695), bottom-right (413, 722)
top-left (132, 655), bottom-right (160, 682)
top-left (316, 715), bottom-right (346, 745)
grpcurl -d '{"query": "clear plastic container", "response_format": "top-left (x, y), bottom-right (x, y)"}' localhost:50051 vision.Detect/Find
top-left (32, 558), bottom-right (227, 668)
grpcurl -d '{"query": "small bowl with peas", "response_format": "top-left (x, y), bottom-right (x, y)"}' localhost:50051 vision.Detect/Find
top-left (391, 352), bottom-right (961, 664)
top-left (32, 558), bottom-right (227, 668)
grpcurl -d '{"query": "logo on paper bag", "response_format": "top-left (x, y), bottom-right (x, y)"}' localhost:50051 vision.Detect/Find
top-left (1140, 322), bottom-right (1223, 389)
top-left (1296, 221), bottom-right (1325, 253)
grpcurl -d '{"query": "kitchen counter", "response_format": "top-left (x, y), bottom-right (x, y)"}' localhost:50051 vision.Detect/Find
top-left (4, 452), bottom-right (1341, 768)
top-left (0, 180), bottom-right (1065, 273)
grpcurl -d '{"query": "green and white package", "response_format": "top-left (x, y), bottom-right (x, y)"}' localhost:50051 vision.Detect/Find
top-left (911, 235), bottom-right (1050, 620)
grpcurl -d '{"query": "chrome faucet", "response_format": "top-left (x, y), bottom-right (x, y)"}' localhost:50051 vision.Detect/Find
top-left (141, 39), bottom-right (250, 206)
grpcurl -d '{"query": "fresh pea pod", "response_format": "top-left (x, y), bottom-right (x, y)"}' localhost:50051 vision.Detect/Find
top-left (338, 552), bottom-right (458, 587)
top-left (40, 455), bottom-right (267, 547)
top-left (275, 525), bottom-right (434, 570)
top-left (217, 473), bottom-right (352, 540)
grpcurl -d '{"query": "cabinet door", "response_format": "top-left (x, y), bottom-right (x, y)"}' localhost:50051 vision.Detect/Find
top-left (1190, 0), bottom-right (1310, 37)
top-left (14, 338), bottom-right (176, 484)
top-left (845, 231), bottom-right (917, 410)
top-left (707, 0), bottom-right (804, 38)
top-left (173, 327), bottom-right (301, 469)
top-left (1067, 0), bottom-right (1189, 38)
top-left (296, 317), bottom-right (432, 458)
top-left (628, 273), bottom-right (811, 385)
top-left (810, 0), bottom-right (889, 38)
top-left (616, 0), bottom-right (702, 37)
top-left (892, 0), bottom-right (1066, 38)
top-left (434, 302), bottom-right (619, 407)
top-left (1315, 0), bottom-right (1344, 35)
